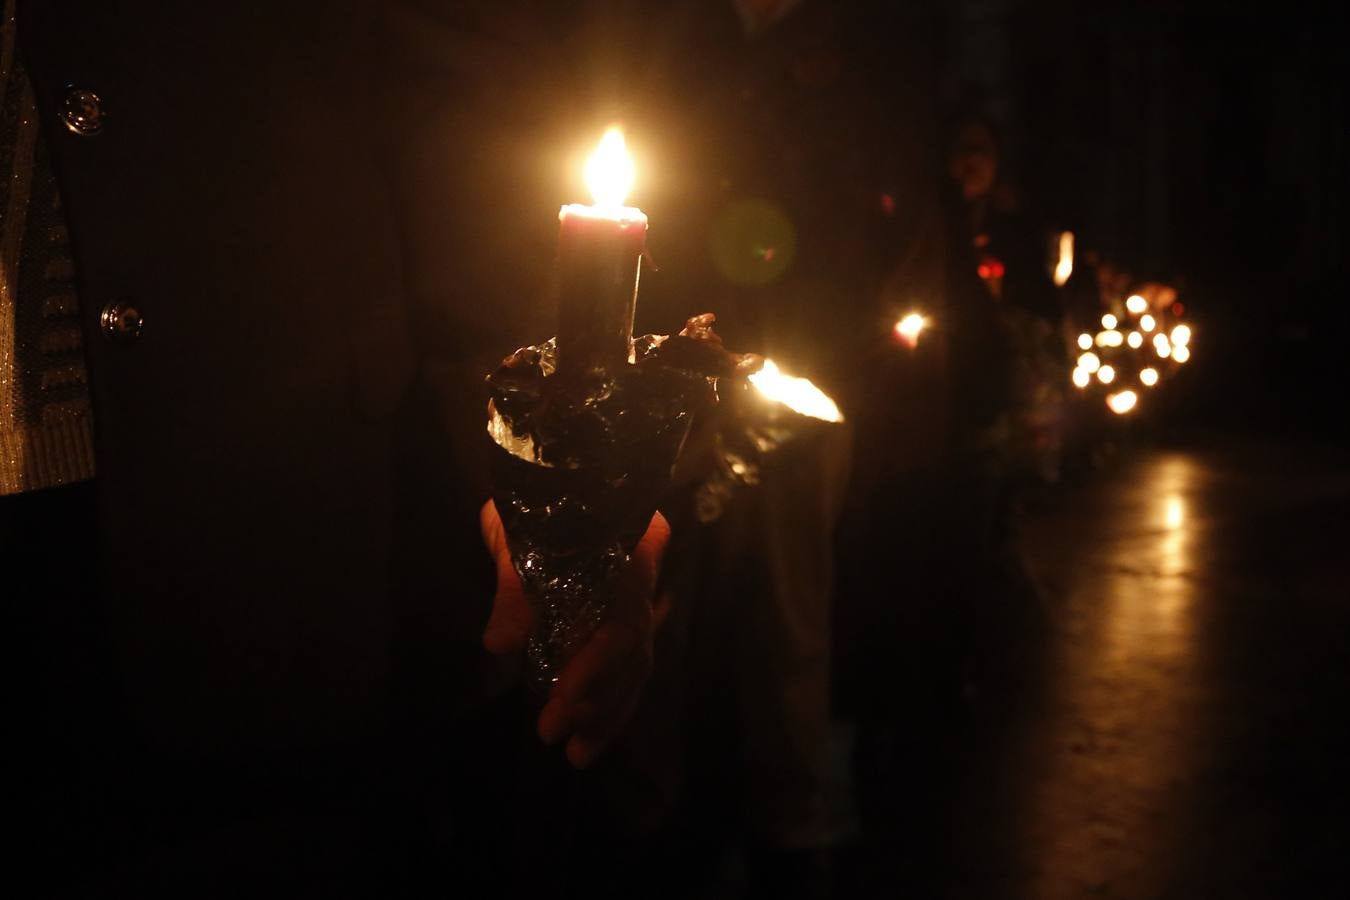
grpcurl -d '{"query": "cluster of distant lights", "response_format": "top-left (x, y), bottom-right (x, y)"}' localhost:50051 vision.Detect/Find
top-left (1072, 295), bottom-right (1192, 415)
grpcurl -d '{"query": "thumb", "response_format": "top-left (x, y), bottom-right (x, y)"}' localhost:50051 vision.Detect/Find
top-left (607, 511), bottom-right (672, 635)
top-left (481, 500), bottom-right (531, 654)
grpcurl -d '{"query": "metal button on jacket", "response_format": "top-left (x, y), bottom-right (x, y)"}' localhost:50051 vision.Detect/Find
top-left (100, 301), bottom-right (143, 343)
top-left (61, 88), bottom-right (104, 136)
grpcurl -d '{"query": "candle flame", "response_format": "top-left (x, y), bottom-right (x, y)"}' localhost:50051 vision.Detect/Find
top-left (585, 127), bottom-right (635, 210)
top-left (1107, 390), bottom-right (1138, 415)
top-left (1054, 231), bottom-right (1074, 287)
top-left (749, 359), bottom-right (844, 423)
top-left (1126, 294), bottom-right (1148, 314)
top-left (1096, 329), bottom-right (1123, 348)
top-left (895, 313), bottom-right (926, 347)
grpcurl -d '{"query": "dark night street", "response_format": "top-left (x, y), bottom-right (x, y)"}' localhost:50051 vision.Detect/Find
top-left (875, 434), bottom-right (1350, 899)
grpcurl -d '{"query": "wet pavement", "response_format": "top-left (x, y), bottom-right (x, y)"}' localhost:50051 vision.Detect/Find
top-left (848, 435), bottom-right (1350, 898)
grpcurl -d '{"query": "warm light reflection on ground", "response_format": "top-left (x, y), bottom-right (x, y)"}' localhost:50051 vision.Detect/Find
top-left (1165, 495), bottom-right (1184, 531)
top-left (1015, 453), bottom-right (1205, 899)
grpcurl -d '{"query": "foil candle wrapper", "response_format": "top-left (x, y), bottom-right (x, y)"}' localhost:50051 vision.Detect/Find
top-left (485, 321), bottom-right (731, 691)
top-left (487, 425), bottom-right (670, 692)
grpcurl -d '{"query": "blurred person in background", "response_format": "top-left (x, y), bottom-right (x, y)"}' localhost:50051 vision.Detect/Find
top-left (946, 110), bottom-right (1064, 519)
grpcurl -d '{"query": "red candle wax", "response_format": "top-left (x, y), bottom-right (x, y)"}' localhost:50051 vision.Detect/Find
top-left (555, 203), bottom-right (648, 377)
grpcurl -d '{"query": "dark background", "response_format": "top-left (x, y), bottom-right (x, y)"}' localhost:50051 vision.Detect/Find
top-left (396, 0), bottom-right (1348, 438)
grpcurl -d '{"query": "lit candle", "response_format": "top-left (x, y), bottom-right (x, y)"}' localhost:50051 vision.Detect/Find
top-left (556, 128), bottom-right (648, 377)
top-left (1053, 231), bottom-right (1074, 287)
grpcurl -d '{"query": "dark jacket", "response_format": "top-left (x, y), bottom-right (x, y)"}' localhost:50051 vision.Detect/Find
top-left (15, 0), bottom-right (517, 807)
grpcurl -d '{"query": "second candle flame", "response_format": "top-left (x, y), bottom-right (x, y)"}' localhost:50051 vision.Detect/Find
top-left (749, 359), bottom-right (844, 423)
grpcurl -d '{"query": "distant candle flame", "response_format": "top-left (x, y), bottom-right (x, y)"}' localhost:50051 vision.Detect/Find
top-left (895, 313), bottom-right (927, 347)
top-left (1072, 367), bottom-right (1090, 388)
top-left (1096, 330), bottom-right (1123, 348)
top-left (749, 359), bottom-right (844, 423)
top-left (585, 127), bottom-right (636, 210)
top-left (1127, 331), bottom-right (1144, 349)
top-left (1140, 314), bottom-right (1156, 333)
top-left (1107, 390), bottom-right (1138, 415)
top-left (1140, 367), bottom-right (1159, 386)
top-left (1126, 294), bottom-right (1148, 314)
top-left (1077, 351), bottom-right (1101, 374)
top-left (1097, 364), bottom-right (1116, 384)
top-left (1077, 333), bottom-right (1093, 350)
top-left (1054, 231), bottom-right (1074, 287)
top-left (1170, 324), bottom-right (1191, 347)
top-left (1172, 344), bottom-right (1190, 364)
top-left (1102, 313), bottom-right (1118, 329)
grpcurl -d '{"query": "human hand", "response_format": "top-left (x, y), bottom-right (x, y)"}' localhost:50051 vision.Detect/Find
top-left (480, 500), bottom-right (671, 768)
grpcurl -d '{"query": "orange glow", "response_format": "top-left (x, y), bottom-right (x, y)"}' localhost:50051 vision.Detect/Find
top-left (1107, 390), bottom-right (1138, 415)
top-left (749, 359), bottom-right (844, 423)
top-left (1054, 232), bottom-right (1074, 287)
